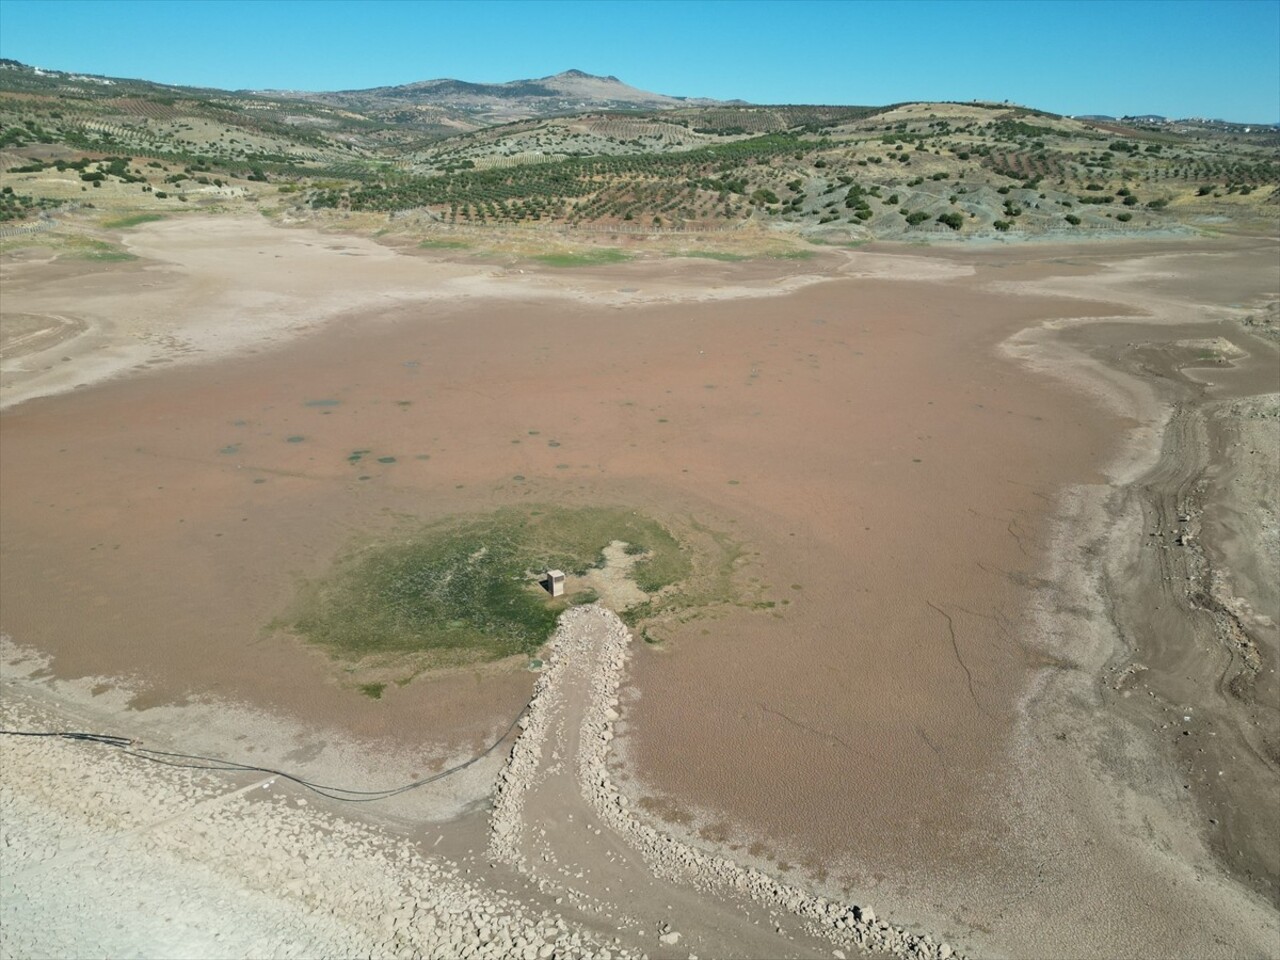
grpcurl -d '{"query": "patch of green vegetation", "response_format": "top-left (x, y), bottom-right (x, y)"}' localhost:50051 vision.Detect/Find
top-left (357, 682), bottom-right (386, 700)
top-left (284, 505), bottom-right (693, 666)
top-left (64, 238), bottom-right (137, 262)
top-left (532, 248), bottom-right (630, 267)
top-left (807, 239), bottom-right (868, 248)
top-left (103, 213), bottom-right (165, 229)
top-left (766, 249), bottom-right (817, 260)
top-left (621, 518), bottom-right (743, 629)
top-left (674, 250), bottom-right (747, 262)
top-left (417, 239), bottom-right (470, 249)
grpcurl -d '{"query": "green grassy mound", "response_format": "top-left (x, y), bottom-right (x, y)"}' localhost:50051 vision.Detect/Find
top-left (285, 506), bottom-right (689, 667)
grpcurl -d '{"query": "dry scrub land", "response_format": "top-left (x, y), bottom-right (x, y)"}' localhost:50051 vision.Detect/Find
top-left (2, 61), bottom-right (1277, 246)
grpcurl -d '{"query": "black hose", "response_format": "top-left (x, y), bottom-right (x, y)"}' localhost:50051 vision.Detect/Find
top-left (0, 703), bottom-right (526, 803)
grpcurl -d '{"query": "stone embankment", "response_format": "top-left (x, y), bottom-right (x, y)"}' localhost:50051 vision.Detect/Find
top-left (0, 696), bottom-right (614, 960)
top-left (490, 604), bottom-right (963, 960)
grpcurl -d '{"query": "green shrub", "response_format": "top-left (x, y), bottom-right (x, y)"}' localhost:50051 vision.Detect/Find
top-left (936, 212), bottom-right (963, 230)
top-left (1064, 214), bottom-right (1081, 225)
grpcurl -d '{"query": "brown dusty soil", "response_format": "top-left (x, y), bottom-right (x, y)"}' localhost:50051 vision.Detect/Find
top-left (1, 218), bottom-right (1276, 957)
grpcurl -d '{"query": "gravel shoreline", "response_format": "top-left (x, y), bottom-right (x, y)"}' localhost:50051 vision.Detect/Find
top-left (0, 693), bottom-right (614, 960)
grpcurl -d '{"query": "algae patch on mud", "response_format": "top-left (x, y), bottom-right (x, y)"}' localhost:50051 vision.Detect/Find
top-left (281, 506), bottom-right (706, 669)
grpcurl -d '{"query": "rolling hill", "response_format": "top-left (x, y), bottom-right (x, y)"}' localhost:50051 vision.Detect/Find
top-left (266, 68), bottom-right (730, 125)
top-left (1, 59), bottom-right (1276, 241)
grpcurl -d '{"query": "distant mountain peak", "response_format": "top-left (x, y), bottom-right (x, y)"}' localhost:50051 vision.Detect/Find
top-left (288, 68), bottom-right (723, 124)
top-left (547, 69), bottom-right (623, 83)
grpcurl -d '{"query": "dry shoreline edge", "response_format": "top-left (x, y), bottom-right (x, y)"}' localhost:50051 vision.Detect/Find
top-left (0, 688), bottom-right (621, 960)
top-left (2, 213), bottom-right (957, 414)
top-left (997, 310), bottom-right (1279, 945)
top-left (2, 222), bottom-right (1276, 957)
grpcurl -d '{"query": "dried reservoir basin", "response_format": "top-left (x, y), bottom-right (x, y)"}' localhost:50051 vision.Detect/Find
top-left (0, 252), bottom-right (1110, 857)
top-left (3, 234), bottom-right (1273, 950)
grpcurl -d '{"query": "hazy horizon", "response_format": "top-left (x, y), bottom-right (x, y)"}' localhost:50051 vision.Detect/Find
top-left (1, 0), bottom-right (1277, 124)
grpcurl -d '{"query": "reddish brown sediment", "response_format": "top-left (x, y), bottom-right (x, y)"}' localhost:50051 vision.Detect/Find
top-left (2, 219), bottom-right (1276, 957)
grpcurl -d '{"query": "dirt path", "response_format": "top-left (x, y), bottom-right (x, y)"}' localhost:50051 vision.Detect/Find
top-left (489, 605), bottom-right (959, 960)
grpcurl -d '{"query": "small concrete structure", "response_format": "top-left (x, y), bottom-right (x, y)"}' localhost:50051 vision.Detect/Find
top-left (545, 569), bottom-right (566, 598)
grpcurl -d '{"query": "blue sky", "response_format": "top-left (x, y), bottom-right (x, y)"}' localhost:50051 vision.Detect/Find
top-left (1, 0), bottom-right (1277, 121)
